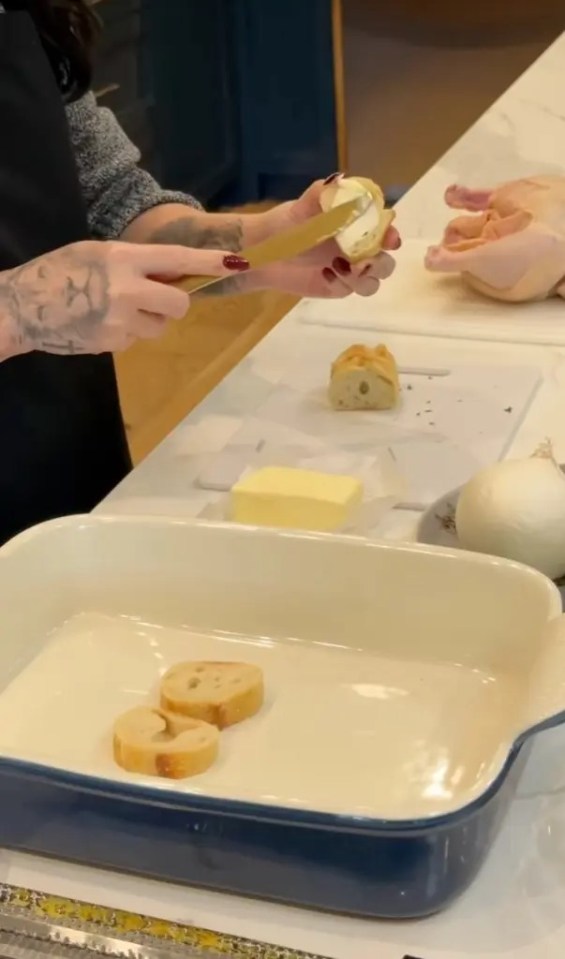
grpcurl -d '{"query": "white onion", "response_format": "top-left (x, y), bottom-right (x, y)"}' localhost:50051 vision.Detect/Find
top-left (455, 444), bottom-right (565, 579)
top-left (319, 176), bottom-right (393, 262)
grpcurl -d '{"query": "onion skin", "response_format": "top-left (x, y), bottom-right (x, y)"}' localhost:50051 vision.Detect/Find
top-left (455, 456), bottom-right (565, 579)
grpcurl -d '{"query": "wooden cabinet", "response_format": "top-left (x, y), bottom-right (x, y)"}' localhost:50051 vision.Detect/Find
top-left (378, 0), bottom-right (564, 33)
top-left (91, 0), bottom-right (345, 205)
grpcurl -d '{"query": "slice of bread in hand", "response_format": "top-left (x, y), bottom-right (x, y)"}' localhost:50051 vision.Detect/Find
top-left (113, 706), bottom-right (219, 779)
top-left (329, 343), bottom-right (400, 411)
top-left (320, 176), bottom-right (396, 262)
top-left (160, 661), bottom-right (264, 729)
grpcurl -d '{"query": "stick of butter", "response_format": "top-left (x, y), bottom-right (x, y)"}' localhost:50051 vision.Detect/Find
top-left (230, 466), bottom-right (363, 532)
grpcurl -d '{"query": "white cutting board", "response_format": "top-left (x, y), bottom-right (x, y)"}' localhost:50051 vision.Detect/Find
top-left (298, 239), bottom-right (565, 346)
top-left (211, 328), bottom-right (543, 509)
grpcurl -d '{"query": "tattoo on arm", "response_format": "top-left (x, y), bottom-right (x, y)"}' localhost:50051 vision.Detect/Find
top-left (149, 216), bottom-right (247, 295)
top-left (0, 248), bottom-right (110, 356)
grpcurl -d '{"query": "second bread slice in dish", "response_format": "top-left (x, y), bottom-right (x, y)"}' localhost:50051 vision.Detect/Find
top-left (113, 706), bottom-right (219, 779)
top-left (160, 661), bottom-right (264, 729)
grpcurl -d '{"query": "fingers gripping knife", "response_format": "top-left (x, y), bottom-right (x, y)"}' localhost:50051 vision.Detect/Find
top-left (170, 197), bottom-right (368, 297)
top-left (0, 884), bottom-right (330, 959)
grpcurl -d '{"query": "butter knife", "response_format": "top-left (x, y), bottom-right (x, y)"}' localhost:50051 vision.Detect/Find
top-left (171, 197), bottom-right (366, 296)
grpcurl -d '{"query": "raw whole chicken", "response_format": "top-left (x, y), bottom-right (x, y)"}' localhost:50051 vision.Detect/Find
top-left (425, 176), bottom-right (565, 302)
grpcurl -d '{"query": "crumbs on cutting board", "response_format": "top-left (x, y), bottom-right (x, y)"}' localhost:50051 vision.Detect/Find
top-left (327, 344), bottom-right (522, 435)
top-left (435, 502), bottom-right (456, 532)
top-left (401, 380), bottom-right (514, 421)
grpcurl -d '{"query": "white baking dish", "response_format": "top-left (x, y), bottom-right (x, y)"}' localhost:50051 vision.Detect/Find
top-left (0, 514), bottom-right (562, 821)
top-left (1, 514), bottom-right (565, 917)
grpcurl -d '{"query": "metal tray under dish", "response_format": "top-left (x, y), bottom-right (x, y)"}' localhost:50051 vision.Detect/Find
top-left (0, 883), bottom-right (327, 959)
top-left (0, 515), bottom-right (563, 919)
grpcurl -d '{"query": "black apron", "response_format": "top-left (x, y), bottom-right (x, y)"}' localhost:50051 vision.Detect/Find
top-left (0, 11), bottom-right (131, 544)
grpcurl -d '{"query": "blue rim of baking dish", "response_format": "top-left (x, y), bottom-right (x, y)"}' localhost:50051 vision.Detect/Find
top-left (0, 730), bottom-right (546, 835)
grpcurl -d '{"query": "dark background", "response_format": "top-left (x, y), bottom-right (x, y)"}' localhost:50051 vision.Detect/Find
top-left (92, 0), bottom-right (340, 208)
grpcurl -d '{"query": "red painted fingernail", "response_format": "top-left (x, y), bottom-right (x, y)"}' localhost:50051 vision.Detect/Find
top-left (393, 234), bottom-right (402, 250)
top-left (333, 256), bottom-right (351, 274)
top-left (323, 172), bottom-right (343, 185)
top-left (322, 267), bottom-right (337, 283)
top-left (223, 254), bottom-right (250, 271)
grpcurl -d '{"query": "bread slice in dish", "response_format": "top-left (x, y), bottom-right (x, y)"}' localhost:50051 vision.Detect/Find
top-left (113, 706), bottom-right (219, 779)
top-left (160, 661), bottom-right (264, 729)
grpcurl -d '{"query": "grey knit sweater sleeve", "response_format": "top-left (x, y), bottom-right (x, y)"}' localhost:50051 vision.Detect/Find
top-left (65, 92), bottom-right (202, 240)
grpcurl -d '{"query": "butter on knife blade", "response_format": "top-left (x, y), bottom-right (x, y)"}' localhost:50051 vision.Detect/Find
top-left (172, 197), bottom-right (366, 297)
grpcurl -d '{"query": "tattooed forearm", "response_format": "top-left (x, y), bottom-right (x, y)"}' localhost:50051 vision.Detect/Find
top-left (148, 215), bottom-right (248, 295)
top-left (0, 284), bottom-right (29, 358)
top-left (34, 341), bottom-right (88, 355)
top-left (149, 216), bottom-right (244, 253)
top-left (0, 246), bottom-right (110, 358)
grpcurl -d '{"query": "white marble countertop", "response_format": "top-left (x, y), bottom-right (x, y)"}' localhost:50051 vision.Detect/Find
top-left (395, 31), bottom-right (565, 241)
top-left (6, 31), bottom-right (565, 959)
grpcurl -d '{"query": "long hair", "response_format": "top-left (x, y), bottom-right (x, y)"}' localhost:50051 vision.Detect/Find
top-left (31, 0), bottom-right (101, 100)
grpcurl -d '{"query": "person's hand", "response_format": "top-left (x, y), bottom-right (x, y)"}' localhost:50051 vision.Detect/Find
top-left (425, 177), bottom-right (565, 302)
top-left (248, 176), bottom-right (401, 298)
top-left (0, 240), bottom-right (249, 358)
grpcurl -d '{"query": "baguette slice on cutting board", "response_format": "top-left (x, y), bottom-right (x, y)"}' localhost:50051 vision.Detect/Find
top-left (160, 661), bottom-right (264, 729)
top-left (113, 706), bottom-right (219, 779)
top-left (329, 344), bottom-right (400, 410)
